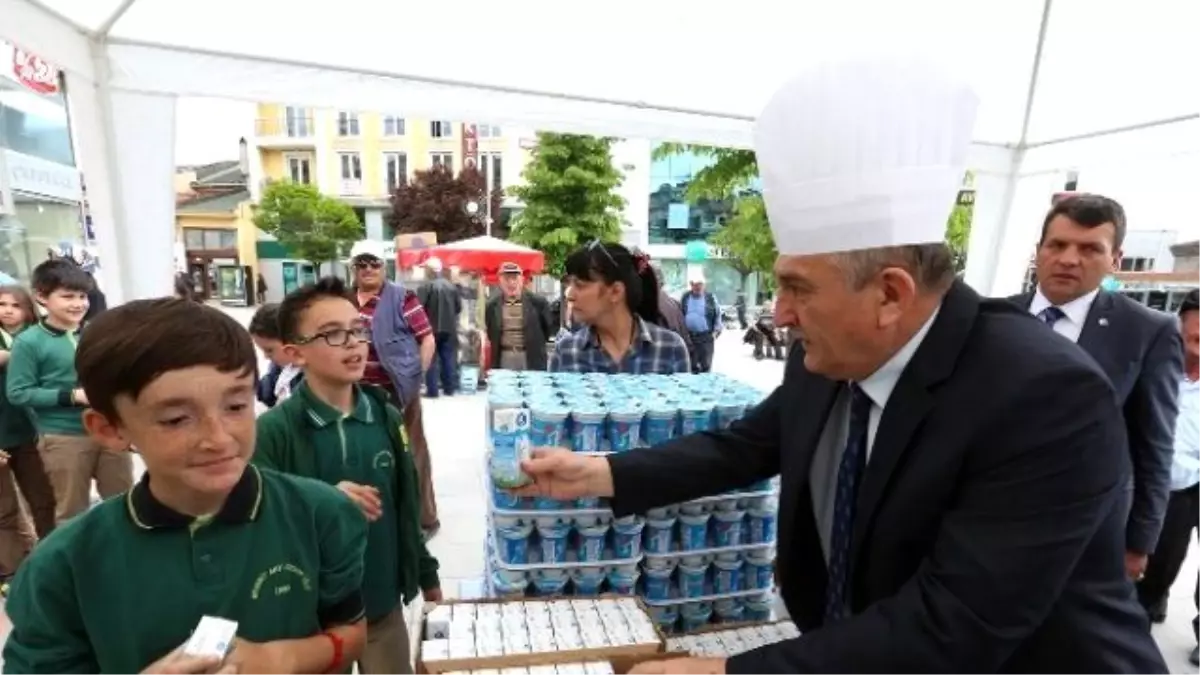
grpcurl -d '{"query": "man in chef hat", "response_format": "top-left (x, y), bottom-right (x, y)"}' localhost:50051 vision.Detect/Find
top-left (517, 56), bottom-right (1166, 673)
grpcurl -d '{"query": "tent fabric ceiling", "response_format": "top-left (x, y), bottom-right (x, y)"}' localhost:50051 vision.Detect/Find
top-left (13, 0), bottom-right (1200, 147)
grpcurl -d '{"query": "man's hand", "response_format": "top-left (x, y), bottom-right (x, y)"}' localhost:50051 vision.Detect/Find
top-left (423, 587), bottom-right (443, 603)
top-left (72, 388), bottom-right (88, 406)
top-left (630, 657), bottom-right (726, 674)
top-left (140, 645), bottom-right (231, 674)
top-left (1125, 550), bottom-right (1149, 580)
top-left (225, 638), bottom-right (295, 674)
top-left (336, 481), bottom-right (383, 521)
top-left (514, 448), bottom-right (614, 500)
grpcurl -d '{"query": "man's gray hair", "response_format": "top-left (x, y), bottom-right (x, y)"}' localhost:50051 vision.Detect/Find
top-left (834, 243), bottom-right (956, 293)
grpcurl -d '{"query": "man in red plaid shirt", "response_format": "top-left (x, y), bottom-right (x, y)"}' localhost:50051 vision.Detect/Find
top-left (348, 241), bottom-right (440, 536)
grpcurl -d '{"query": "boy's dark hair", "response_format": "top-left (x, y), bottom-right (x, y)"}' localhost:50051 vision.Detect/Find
top-left (77, 298), bottom-right (258, 421)
top-left (248, 303), bottom-right (282, 340)
top-left (1179, 289), bottom-right (1199, 317)
top-left (31, 259), bottom-right (94, 297)
top-left (1041, 193), bottom-right (1127, 250)
top-left (277, 277), bottom-right (352, 344)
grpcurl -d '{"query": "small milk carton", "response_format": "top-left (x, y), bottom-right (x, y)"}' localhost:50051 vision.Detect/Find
top-left (490, 408), bottom-right (533, 489)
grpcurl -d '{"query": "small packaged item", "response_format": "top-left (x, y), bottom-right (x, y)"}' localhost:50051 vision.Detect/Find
top-left (477, 604), bottom-right (501, 620)
top-left (448, 638), bottom-right (476, 659)
top-left (421, 639), bottom-right (450, 662)
top-left (426, 605), bottom-right (453, 640)
top-left (777, 621), bottom-right (800, 639)
top-left (450, 619), bottom-right (477, 641)
top-left (452, 603), bottom-right (478, 622)
top-left (183, 616), bottom-right (238, 662)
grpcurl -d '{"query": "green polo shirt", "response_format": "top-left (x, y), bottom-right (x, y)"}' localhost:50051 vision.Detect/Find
top-left (280, 384), bottom-right (402, 622)
top-left (0, 328), bottom-right (37, 449)
top-left (1, 465), bottom-right (368, 674)
top-left (5, 320), bottom-right (86, 436)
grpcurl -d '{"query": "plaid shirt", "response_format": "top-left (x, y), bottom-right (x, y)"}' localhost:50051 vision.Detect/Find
top-left (549, 318), bottom-right (690, 374)
top-left (356, 288), bottom-right (432, 386)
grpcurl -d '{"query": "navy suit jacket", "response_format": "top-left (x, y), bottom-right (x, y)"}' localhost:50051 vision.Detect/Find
top-left (1008, 290), bottom-right (1183, 554)
top-left (608, 281), bottom-right (1165, 672)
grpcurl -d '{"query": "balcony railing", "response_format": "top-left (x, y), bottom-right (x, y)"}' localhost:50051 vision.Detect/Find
top-left (255, 117), bottom-right (315, 138)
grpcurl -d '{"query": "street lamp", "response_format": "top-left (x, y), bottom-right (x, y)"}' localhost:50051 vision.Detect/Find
top-left (463, 199), bottom-right (493, 237)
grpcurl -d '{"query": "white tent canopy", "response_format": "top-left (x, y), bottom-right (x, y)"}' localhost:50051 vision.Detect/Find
top-left (3, 0), bottom-right (1198, 302)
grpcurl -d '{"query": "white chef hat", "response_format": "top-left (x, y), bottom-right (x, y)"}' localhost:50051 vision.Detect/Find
top-left (754, 57), bottom-right (978, 257)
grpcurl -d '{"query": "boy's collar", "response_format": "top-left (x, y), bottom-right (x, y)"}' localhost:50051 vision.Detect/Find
top-left (125, 464), bottom-right (263, 530)
top-left (296, 381), bottom-right (374, 427)
top-left (39, 318), bottom-right (81, 336)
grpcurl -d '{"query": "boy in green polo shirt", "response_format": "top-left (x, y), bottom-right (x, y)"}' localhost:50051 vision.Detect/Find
top-left (255, 277), bottom-right (441, 675)
top-left (2, 298), bottom-right (370, 674)
top-left (6, 259), bottom-right (133, 523)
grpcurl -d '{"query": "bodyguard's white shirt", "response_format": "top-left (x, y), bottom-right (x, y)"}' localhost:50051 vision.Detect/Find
top-left (811, 306), bottom-right (941, 560)
top-left (1029, 286), bottom-right (1099, 344)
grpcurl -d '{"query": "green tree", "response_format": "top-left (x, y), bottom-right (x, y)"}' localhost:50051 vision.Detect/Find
top-left (253, 181), bottom-right (363, 274)
top-left (709, 193), bottom-right (777, 285)
top-left (509, 133), bottom-right (627, 277)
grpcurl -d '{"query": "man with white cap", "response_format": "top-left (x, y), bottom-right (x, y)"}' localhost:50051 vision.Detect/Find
top-left (516, 57), bottom-right (1166, 672)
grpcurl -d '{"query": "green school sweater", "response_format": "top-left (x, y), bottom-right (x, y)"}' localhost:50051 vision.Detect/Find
top-left (0, 328), bottom-right (37, 449)
top-left (6, 321), bottom-right (86, 436)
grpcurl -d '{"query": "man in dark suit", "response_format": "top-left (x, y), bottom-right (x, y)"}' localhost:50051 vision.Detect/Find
top-left (1008, 194), bottom-right (1183, 582)
top-left (486, 261), bottom-right (553, 371)
top-left (516, 57), bottom-right (1167, 673)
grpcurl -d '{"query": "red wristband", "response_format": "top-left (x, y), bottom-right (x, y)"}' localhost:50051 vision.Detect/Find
top-left (323, 631), bottom-right (345, 674)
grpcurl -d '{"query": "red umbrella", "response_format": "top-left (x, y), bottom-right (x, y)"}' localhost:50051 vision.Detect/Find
top-left (397, 235), bottom-right (544, 283)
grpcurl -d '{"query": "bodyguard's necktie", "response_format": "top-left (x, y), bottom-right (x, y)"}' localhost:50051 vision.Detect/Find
top-left (824, 382), bottom-right (874, 623)
top-left (1037, 306), bottom-right (1066, 327)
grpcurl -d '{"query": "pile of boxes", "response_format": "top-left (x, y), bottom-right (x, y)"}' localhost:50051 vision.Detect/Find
top-left (441, 663), bottom-right (614, 675)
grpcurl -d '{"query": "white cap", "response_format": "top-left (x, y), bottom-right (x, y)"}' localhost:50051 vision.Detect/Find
top-left (754, 57), bottom-right (978, 257)
top-left (348, 239), bottom-right (388, 261)
top-left (425, 257), bottom-right (444, 272)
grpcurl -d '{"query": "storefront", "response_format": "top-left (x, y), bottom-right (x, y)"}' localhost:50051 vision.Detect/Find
top-left (0, 40), bottom-right (86, 286)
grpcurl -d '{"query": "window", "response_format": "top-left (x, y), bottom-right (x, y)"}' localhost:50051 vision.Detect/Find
top-left (1119, 257), bottom-right (1154, 272)
top-left (184, 228), bottom-right (237, 251)
top-left (339, 153), bottom-right (363, 180)
top-left (430, 152), bottom-right (454, 174)
top-left (431, 121), bottom-right (453, 138)
top-left (384, 153), bottom-right (408, 191)
top-left (284, 106), bottom-right (310, 137)
top-left (286, 155), bottom-right (312, 184)
top-left (383, 115), bottom-right (405, 136)
top-left (477, 125), bottom-right (502, 138)
top-left (480, 153), bottom-right (503, 193)
top-left (337, 111), bottom-right (360, 137)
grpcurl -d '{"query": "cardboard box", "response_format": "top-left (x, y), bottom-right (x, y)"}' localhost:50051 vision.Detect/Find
top-left (417, 596), bottom-right (666, 674)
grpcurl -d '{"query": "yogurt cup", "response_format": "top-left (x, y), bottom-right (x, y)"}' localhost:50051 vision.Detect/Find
top-left (536, 518), bottom-right (571, 564)
top-left (743, 595), bottom-right (772, 622)
top-left (606, 408), bottom-right (644, 453)
top-left (678, 403), bottom-right (715, 435)
top-left (642, 406), bottom-right (678, 446)
top-left (711, 510), bottom-right (746, 548)
top-left (714, 402), bottom-right (746, 430)
top-left (612, 517), bottom-right (645, 559)
top-left (644, 518), bottom-right (676, 555)
top-left (576, 522), bottom-right (610, 563)
top-left (647, 605), bottom-right (679, 634)
top-left (643, 566), bottom-right (674, 602)
top-left (571, 567), bottom-right (606, 596)
top-left (606, 565), bottom-right (640, 595)
top-left (645, 506), bottom-right (677, 520)
top-left (677, 562), bottom-right (708, 599)
top-left (575, 497), bottom-right (602, 509)
top-left (492, 484), bottom-right (522, 510)
top-left (678, 513), bottom-right (711, 552)
top-left (713, 598), bottom-right (744, 624)
top-left (530, 569), bottom-right (569, 596)
top-left (678, 502), bottom-right (708, 517)
top-left (712, 558), bottom-right (743, 594)
top-left (495, 520), bottom-right (533, 565)
top-left (742, 554), bottom-right (774, 590)
top-left (459, 366), bottom-right (480, 394)
top-left (495, 568), bottom-right (527, 585)
top-left (641, 555), bottom-right (677, 572)
top-left (534, 496), bottom-right (568, 511)
top-left (747, 508), bottom-right (778, 544)
top-left (492, 571), bottom-right (529, 599)
top-left (530, 406), bottom-right (571, 448)
top-left (570, 409), bottom-right (608, 453)
top-left (679, 601), bottom-right (713, 632)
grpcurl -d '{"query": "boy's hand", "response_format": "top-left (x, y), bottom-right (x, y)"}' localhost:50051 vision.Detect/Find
top-left (0, 450), bottom-right (9, 466)
top-left (336, 481), bottom-right (383, 521)
top-left (225, 638), bottom-right (294, 674)
top-left (139, 645), bottom-right (230, 674)
top-left (71, 388), bottom-right (89, 406)
top-left (423, 587), bottom-right (443, 603)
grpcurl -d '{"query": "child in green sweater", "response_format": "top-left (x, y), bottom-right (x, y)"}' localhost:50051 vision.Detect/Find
top-left (6, 260), bottom-right (133, 523)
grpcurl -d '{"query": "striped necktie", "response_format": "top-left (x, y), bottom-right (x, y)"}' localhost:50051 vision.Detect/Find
top-left (824, 382), bottom-right (873, 623)
top-left (1037, 306), bottom-right (1066, 327)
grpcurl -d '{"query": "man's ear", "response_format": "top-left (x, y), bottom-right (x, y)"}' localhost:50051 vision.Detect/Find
top-left (83, 409), bottom-right (131, 453)
top-left (282, 344), bottom-right (305, 368)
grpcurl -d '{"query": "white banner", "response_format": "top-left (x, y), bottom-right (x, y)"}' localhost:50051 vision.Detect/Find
top-left (4, 149), bottom-right (82, 202)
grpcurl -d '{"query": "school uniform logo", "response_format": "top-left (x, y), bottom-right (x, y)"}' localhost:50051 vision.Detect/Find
top-left (251, 563), bottom-right (313, 600)
top-left (373, 449), bottom-right (394, 471)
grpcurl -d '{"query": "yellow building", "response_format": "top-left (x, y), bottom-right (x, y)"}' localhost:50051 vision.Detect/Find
top-left (251, 105), bottom-right (530, 242)
top-left (175, 190), bottom-right (258, 303)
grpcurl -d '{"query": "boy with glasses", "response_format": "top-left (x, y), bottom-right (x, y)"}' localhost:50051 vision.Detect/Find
top-left (255, 277), bottom-right (440, 674)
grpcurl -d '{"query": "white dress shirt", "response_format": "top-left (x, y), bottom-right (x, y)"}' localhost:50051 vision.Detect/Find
top-left (810, 306), bottom-right (941, 559)
top-left (1170, 375), bottom-right (1200, 491)
top-left (1029, 286), bottom-right (1099, 343)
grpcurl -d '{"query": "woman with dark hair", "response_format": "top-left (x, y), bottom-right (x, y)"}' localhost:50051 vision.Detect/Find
top-left (548, 241), bottom-right (690, 374)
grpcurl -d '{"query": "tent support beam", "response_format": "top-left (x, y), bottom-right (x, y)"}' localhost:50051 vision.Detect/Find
top-left (1017, 0), bottom-right (1054, 147)
top-left (105, 37), bottom-right (757, 124)
top-left (95, 0), bottom-right (140, 38)
top-left (1023, 113), bottom-right (1200, 149)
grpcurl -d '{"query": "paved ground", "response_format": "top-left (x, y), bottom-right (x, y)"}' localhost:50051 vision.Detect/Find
top-left (0, 310), bottom-right (1195, 672)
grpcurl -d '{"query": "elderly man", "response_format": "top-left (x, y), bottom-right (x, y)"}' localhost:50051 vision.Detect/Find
top-left (485, 262), bottom-right (553, 371)
top-left (517, 57), bottom-right (1165, 673)
top-left (680, 274), bottom-right (720, 373)
top-left (347, 240), bottom-right (441, 536)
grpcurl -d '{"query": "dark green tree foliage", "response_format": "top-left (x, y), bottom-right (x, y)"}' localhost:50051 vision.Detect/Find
top-left (253, 181), bottom-right (363, 274)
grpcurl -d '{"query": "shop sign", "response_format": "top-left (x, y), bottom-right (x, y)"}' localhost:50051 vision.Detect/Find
top-left (461, 124), bottom-right (479, 171)
top-left (0, 40), bottom-right (60, 95)
top-left (0, 150), bottom-right (12, 216)
top-left (4, 149), bottom-right (82, 203)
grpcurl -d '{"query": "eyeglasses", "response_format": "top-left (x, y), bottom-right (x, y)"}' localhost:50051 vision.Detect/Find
top-left (587, 239), bottom-right (619, 270)
top-left (353, 259), bottom-right (383, 270)
top-left (295, 325), bottom-right (371, 347)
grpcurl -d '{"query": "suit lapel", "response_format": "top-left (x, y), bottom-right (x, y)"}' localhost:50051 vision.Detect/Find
top-left (849, 281), bottom-right (979, 567)
top-left (778, 374), bottom-right (838, 584)
top-left (1076, 291), bottom-right (1114, 357)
